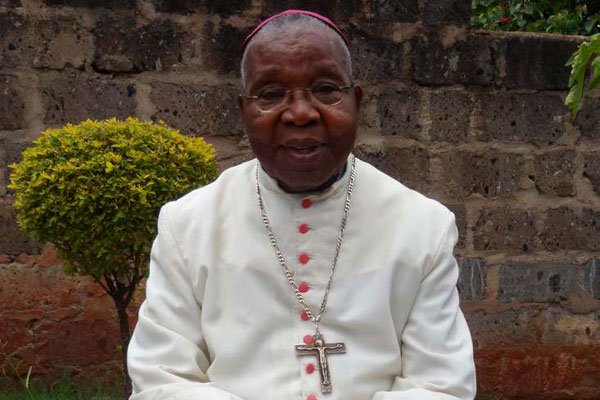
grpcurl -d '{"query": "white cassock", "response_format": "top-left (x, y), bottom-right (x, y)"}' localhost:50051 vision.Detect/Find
top-left (127, 155), bottom-right (476, 400)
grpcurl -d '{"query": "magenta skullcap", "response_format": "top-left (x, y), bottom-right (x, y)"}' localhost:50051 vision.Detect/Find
top-left (241, 9), bottom-right (349, 54)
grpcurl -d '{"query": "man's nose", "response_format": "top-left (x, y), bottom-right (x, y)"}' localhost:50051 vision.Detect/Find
top-left (281, 90), bottom-right (320, 125)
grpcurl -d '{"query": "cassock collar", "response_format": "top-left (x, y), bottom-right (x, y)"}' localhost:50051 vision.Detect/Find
top-left (256, 154), bottom-right (354, 202)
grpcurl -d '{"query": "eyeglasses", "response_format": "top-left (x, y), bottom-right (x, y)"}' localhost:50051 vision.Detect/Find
top-left (241, 83), bottom-right (355, 112)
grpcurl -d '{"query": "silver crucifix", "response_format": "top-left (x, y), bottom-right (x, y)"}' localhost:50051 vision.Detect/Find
top-left (295, 333), bottom-right (346, 394)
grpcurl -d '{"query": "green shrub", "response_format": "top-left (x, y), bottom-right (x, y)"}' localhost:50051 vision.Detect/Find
top-left (566, 33), bottom-right (600, 117)
top-left (9, 117), bottom-right (218, 393)
top-left (472, 0), bottom-right (599, 35)
top-left (10, 118), bottom-right (216, 277)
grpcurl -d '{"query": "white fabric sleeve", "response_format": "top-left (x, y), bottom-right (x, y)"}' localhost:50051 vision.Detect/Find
top-left (372, 215), bottom-right (476, 400)
top-left (127, 205), bottom-right (246, 400)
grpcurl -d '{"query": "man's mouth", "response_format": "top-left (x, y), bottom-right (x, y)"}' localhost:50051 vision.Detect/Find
top-left (282, 138), bottom-right (324, 151)
top-left (290, 145), bottom-right (320, 153)
top-left (280, 141), bottom-right (326, 162)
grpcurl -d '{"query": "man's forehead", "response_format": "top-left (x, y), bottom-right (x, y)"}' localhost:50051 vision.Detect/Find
top-left (240, 20), bottom-right (352, 87)
top-left (247, 30), bottom-right (345, 67)
top-left (245, 35), bottom-right (348, 84)
top-left (249, 29), bottom-right (339, 54)
top-left (248, 59), bottom-right (345, 82)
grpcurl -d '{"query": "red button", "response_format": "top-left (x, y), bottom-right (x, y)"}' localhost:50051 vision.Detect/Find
top-left (300, 311), bottom-right (310, 321)
top-left (298, 282), bottom-right (309, 293)
top-left (298, 223), bottom-right (310, 234)
top-left (301, 198), bottom-right (312, 209)
top-left (299, 253), bottom-right (309, 264)
top-left (303, 335), bottom-right (314, 345)
top-left (307, 395), bottom-right (318, 400)
top-left (306, 363), bottom-right (315, 374)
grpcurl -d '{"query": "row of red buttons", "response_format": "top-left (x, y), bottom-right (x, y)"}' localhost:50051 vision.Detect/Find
top-left (300, 198), bottom-right (318, 400)
top-left (299, 198), bottom-right (312, 300)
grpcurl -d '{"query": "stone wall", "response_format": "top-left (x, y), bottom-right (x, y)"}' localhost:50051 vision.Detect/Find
top-left (0, 0), bottom-right (599, 398)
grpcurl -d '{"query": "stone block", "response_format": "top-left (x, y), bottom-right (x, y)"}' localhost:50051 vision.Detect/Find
top-left (476, 347), bottom-right (600, 398)
top-left (33, 313), bottom-right (120, 366)
top-left (584, 152), bottom-right (600, 196)
top-left (457, 258), bottom-right (486, 300)
top-left (413, 34), bottom-right (499, 86)
top-left (422, 0), bottom-right (471, 26)
top-left (377, 89), bottom-right (422, 139)
top-left (464, 308), bottom-right (538, 349)
top-left (541, 207), bottom-right (600, 251)
top-left (261, 0), bottom-right (361, 20)
top-left (0, 75), bottom-right (25, 130)
top-left (429, 90), bottom-right (471, 142)
top-left (0, 137), bottom-right (32, 196)
top-left (153, 0), bottom-right (251, 15)
top-left (533, 149), bottom-right (577, 197)
top-left (477, 92), bottom-right (566, 144)
top-left (365, 0), bottom-right (419, 23)
top-left (349, 26), bottom-right (405, 82)
top-left (0, 13), bottom-right (92, 70)
top-left (0, 203), bottom-right (42, 255)
top-left (93, 17), bottom-right (189, 73)
top-left (41, 73), bottom-right (136, 126)
top-left (575, 98), bottom-right (600, 139)
top-left (0, 317), bottom-right (34, 365)
top-left (1, 138), bottom-right (32, 166)
top-left (474, 207), bottom-right (539, 252)
top-left (355, 144), bottom-right (430, 193)
top-left (504, 35), bottom-right (580, 90)
top-left (0, 263), bottom-right (113, 319)
top-left (498, 262), bottom-right (577, 303)
top-left (0, 263), bottom-right (135, 378)
top-left (445, 202), bottom-right (466, 249)
top-left (0, 13), bottom-right (28, 66)
top-left (437, 150), bottom-right (525, 198)
top-left (0, 0), bottom-right (20, 7)
top-left (150, 82), bottom-right (241, 137)
top-left (207, 0), bottom-right (251, 15)
top-left (43, 0), bottom-right (135, 7)
top-left (583, 259), bottom-right (599, 300)
top-left (0, 265), bottom-right (64, 312)
top-left (203, 22), bottom-right (249, 76)
top-left (541, 308), bottom-right (599, 346)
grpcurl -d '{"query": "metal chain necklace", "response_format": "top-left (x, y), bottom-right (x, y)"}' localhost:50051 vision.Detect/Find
top-left (255, 155), bottom-right (356, 394)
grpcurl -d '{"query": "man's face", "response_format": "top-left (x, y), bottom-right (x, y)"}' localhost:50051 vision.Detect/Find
top-left (239, 30), bottom-right (362, 193)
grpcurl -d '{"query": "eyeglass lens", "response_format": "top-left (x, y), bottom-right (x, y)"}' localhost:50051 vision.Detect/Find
top-left (255, 84), bottom-right (348, 111)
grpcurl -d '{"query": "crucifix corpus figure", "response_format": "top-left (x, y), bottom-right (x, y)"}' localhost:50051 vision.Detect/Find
top-left (127, 8), bottom-right (477, 400)
top-left (296, 334), bottom-right (346, 393)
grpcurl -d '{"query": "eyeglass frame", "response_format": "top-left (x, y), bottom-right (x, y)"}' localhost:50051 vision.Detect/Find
top-left (240, 83), bottom-right (356, 113)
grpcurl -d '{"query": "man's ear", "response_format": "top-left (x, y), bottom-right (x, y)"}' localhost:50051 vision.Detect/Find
top-left (353, 85), bottom-right (363, 110)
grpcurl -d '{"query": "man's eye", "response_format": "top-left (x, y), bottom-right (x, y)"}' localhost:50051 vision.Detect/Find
top-left (312, 84), bottom-right (339, 95)
top-left (258, 89), bottom-right (286, 102)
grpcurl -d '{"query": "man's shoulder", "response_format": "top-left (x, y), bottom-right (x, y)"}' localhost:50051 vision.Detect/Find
top-left (162, 159), bottom-right (255, 219)
top-left (356, 157), bottom-right (454, 222)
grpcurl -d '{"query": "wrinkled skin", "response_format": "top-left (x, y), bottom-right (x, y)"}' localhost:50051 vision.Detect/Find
top-left (239, 30), bottom-right (362, 193)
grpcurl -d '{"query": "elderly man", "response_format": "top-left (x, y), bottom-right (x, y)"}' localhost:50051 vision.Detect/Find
top-left (127, 10), bottom-right (476, 400)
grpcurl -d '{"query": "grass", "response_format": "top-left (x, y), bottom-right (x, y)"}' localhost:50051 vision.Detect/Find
top-left (0, 376), bottom-right (122, 400)
top-left (0, 379), bottom-right (507, 400)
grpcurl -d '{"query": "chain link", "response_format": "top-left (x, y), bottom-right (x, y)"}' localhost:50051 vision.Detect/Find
top-left (256, 156), bottom-right (356, 334)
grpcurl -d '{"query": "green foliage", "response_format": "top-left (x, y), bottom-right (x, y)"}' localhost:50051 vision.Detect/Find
top-left (0, 385), bottom-right (119, 400)
top-left (9, 118), bottom-right (217, 279)
top-left (472, 0), bottom-right (600, 35)
top-left (0, 375), bottom-right (120, 400)
top-left (566, 33), bottom-right (600, 116)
